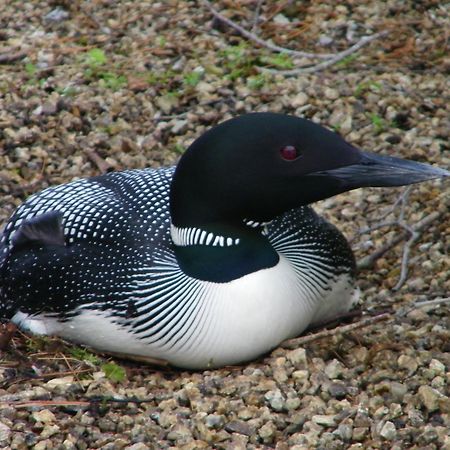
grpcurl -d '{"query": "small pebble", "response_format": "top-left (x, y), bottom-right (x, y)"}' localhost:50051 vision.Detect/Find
top-left (265, 389), bottom-right (285, 412)
top-left (287, 348), bottom-right (308, 367)
top-left (379, 421), bottom-right (397, 440)
top-left (258, 421), bottom-right (277, 443)
top-left (32, 410), bottom-right (56, 424)
top-left (312, 414), bottom-right (337, 427)
top-left (418, 385), bottom-right (443, 412)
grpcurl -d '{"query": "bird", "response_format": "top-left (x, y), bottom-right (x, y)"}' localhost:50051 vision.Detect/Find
top-left (0, 113), bottom-right (448, 369)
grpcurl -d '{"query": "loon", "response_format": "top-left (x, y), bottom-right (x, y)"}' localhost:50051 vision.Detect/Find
top-left (0, 113), bottom-right (448, 369)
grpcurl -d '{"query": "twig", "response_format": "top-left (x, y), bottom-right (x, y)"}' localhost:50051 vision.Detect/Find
top-left (202, 0), bottom-right (334, 59)
top-left (203, 0), bottom-right (388, 74)
top-left (258, 32), bottom-right (388, 75)
top-left (32, 368), bottom-right (94, 380)
top-left (351, 186), bottom-right (412, 240)
top-left (392, 226), bottom-right (419, 290)
top-left (85, 149), bottom-right (112, 173)
top-left (0, 50), bottom-right (27, 64)
top-left (251, 0), bottom-right (265, 32)
top-left (0, 323), bottom-right (17, 350)
top-left (79, 4), bottom-right (104, 30)
top-left (3, 395), bottom-right (154, 409)
top-left (413, 297), bottom-right (450, 308)
top-left (279, 296), bottom-right (449, 351)
top-left (4, 400), bottom-right (91, 409)
top-left (279, 313), bottom-right (391, 349)
top-left (357, 210), bottom-right (442, 270)
top-left (391, 187), bottom-right (417, 290)
top-left (8, 175), bottom-right (45, 196)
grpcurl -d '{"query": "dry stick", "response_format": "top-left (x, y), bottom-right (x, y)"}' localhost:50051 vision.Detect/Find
top-left (85, 149), bottom-right (111, 173)
top-left (352, 186), bottom-right (419, 289)
top-left (251, 0), bottom-right (265, 32)
top-left (0, 323), bottom-right (17, 351)
top-left (279, 313), bottom-right (391, 350)
top-left (202, 0), bottom-right (388, 73)
top-left (4, 400), bottom-right (92, 409)
top-left (356, 210), bottom-right (442, 270)
top-left (202, 0), bottom-right (334, 59)
top-left (0, 50), bottom-right (27, 64)
top-left (5, 396), bottom-right (154, 409)
top-left (258, 32), bottom-right (388, 75)
top-left (392, 188), bottom-right (419, 290)
top-left (351, 186), bottom-right (412, 240)
top-left (280, 296), bottom-right (450, 350)
top-left (414, 297), bottom-right (450, 308)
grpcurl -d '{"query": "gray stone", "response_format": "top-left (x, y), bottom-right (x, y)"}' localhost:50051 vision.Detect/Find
top-left (171, 119), bottom-right (188, 134)
top-left (225, 420), bottom-right (255, 436)
top-left (319, 35), bottom-right (333, 46)
top-left (379, 421), bottom-right (396, 440)
top-left (265, 389), bottom-right (285, 412)
top-left (397, 355), bottom-right (418, 375)
top-left (125, 444), bottom-right (150, 450)
top-left (44, 7), bottom-right (69, 22)
top-left (287, 348), bottom-right (308, 367)
top-left (324, 359), bottom-right (344, 379)
top-left (40, 424), bottom-right (60, 439)
top-left (0, 422), bottom-right (11, 443)
top-left (166, 423), bottom-right (193, 442)
top-left (32, 409), bottom-right (56, 424)
top-left (328, 382), bottom-right (348, 399)
top-left (312, 414), bottom-right (337, 427)
top-left (258, 421), bottom-right (276, 442)
top-left (204, 414), bottom-right (225, 429)
top-left (336, 423), bottom-right (353, 442)
top-left (418, 385), bottom-right (442, 412)
top-left (352, 427), bottom-right (368, 441)
top-left (389, 381), bottom-right (408, 402)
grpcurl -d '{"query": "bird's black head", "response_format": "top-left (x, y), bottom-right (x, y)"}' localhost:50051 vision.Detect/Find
top-left (170, 113), bottom-right (449, 228)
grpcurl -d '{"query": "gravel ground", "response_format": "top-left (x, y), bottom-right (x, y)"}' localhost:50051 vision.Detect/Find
top-left (0, 1), bottom-right (449, 449)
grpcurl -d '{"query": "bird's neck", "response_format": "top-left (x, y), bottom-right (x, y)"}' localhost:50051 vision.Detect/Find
top-left (170, 222), bottom-right (279, 283)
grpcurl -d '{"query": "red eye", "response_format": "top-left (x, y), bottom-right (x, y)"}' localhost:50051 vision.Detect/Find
top-left (280, 145), bottom-right (300, 161)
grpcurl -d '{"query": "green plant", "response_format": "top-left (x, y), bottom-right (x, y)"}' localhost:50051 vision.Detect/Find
top-left (147, 69), bottom-right (176, 87)
top-left (247, 74), bottom-right (268, 89)
top-left (173, 143), bottom-right (185, 154)
top-left (354, 80), bottom-right (381, 97)
top-left (69, 347), bottom-right (101, 365)
top-left (101, 362), bottom-right (126, 382)
top-left (82, 49), bottom-right (127, 91)
top-left (98, 72), bottom-right (127, 90)
top-left (368, 112), bottom-right (386, 133)
top-left (259, 53), bottom-right (294, 69)
top-left (86, 48), bottom-right (107, 66)
top-left (23, 62), bottom-right (47, 87)
top-left (183, 71), bottom-right (202, 87)
top-left (25, 335), bottom-right (53, 352)
top-left (331, 123), bottom-right (341, 132)
top-left (55, 85), bottom-right (77, 97)
top-left (220, 43), bottom-right (255, 80)
top-left (25, 62), bottom-right (37, 76)
top-left (336, 54), bottom-right (357, 67)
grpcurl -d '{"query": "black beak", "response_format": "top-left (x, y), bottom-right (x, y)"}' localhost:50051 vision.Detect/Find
top-left (314, 151), bottom-right (450, 189)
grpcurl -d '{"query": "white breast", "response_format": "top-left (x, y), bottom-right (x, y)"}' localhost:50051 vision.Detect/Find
top-left (12, 254), bottom-right (357, 369)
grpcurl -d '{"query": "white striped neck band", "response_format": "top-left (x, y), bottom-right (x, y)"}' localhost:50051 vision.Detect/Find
top-left (244, 219), bottom-right (272, 228)
top-left (170, 224), bottom-right (240, 247)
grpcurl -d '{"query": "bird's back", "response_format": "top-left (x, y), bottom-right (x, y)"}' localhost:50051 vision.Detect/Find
top-left (0, 166), bottom-right (175, 318)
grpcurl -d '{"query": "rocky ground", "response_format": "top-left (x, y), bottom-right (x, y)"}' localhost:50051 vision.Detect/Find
top-left (0, 1), bottom-right (449, 449)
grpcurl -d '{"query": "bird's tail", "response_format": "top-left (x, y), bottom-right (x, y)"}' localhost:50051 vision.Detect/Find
top-left (0, 238), bottom-right (15, 320)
